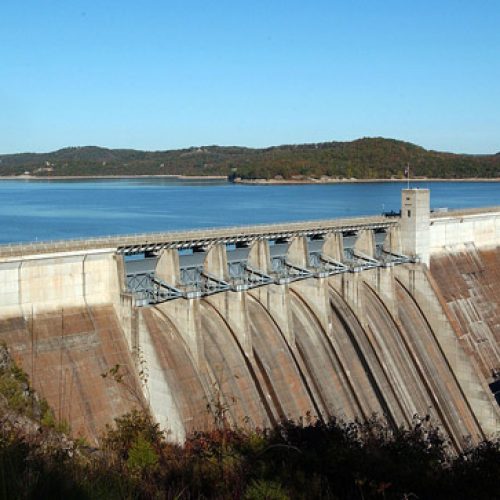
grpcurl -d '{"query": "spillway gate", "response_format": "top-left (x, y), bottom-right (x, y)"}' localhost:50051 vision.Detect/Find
top-left (124, 218), bottom-right (411, 305)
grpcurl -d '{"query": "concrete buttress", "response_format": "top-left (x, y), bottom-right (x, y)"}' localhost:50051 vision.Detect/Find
top-left (156, 298), bottom-right (204, 368)
top-left (286, 237), bottom-right (309, 268)
top-left (156, 249), bottom-right (181, 286)
top-left (291, 278), bottom-right (331, 336)
top-left (204, 244), bottom-right (229, 281)
top-left (136, 309), bottom-right (186, 442)
top-left (363, 267), bottom-right (397, 317)
top-left (354, 230), bottom-right (376, 259)
top-left (247, 239), bottom-right (272, 274)
top-left (322, 233), bottom-right (344, 262)
top-left (336, 272), bottom-right (365, 325)
top-left (203, 243), bottom-right (252, 357)
top-left (206, 290), bottom-right (252, 357)
top-left (249, 239), bottom-right (295, 346)
top-left (395, 264), bottom-right (500, 437)
top-left (250, 283), bottom-right (295, 346)
top-left (383, 226), bottom-right (402, 255)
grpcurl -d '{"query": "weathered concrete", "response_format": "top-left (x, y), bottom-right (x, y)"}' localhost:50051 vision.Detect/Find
top-left (286, 237), bottom-right (310, 268)
top-left (430, 245), bottom-right (500, 385)
top-left (0, 305), bottom-right (144, 444)
top-left (155, 298), bottom-right (204, 368)
top-left (247, 239), bottom-right (272, 273)
top-left (322, 233), bottom-right (344, 262)
top-left (0, 250), bottom-right (121, 317)
top-left (430, 209), bottom-right (500, 254)
top-left (205, 291), bottom-right (252, 357)
top-left (204, 244), bottom-right (230, 281)
top-left (353, 229), bottom-right (376, 259)
top-left (1, 197), bottom-right (499, 448)
top-left (383, 226), bottom-right (402, 256)
top-left (396, 264), bottom-right (499, 438)
top-left (155, 249), bottom-right (180, 286)
top-left (127, 260), bottom-right (498, 447)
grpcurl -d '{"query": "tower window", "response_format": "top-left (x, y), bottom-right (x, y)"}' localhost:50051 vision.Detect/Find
top-left (407, 210), bottom-right (411, 217)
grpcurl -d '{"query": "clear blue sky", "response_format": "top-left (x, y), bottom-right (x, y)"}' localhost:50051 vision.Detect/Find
top-left (1, 1), bottom-right (499, 154)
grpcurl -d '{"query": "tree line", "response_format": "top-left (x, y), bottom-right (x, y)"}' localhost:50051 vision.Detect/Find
top-left (0, 138), bottom-right (498, 179)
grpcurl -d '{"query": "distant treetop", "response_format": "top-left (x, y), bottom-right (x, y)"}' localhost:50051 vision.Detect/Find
top-left (0, 137), bottom-right (498, 179)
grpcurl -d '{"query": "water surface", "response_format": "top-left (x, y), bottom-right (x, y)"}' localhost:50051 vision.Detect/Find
top-left (0, 179), bottom-right (498, 244)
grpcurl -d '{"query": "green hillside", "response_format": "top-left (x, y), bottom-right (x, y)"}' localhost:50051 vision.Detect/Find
top-left (0, 138), bottom-right (498, 179)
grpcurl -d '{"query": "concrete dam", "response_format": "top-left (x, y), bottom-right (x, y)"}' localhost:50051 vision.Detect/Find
top-left (1, 189), bottom-right (499, 449)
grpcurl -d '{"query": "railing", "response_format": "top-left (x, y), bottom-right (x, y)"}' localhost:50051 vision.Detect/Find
top-left (0, 214), bottom-right (398, 257)
top-left (1, 205), bottom-right (498, 258)
top-left (125, 240), bottom-right (415, 305)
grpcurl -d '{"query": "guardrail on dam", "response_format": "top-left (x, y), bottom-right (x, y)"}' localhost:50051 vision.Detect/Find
top-left (0, 189), bottom-right (499, 447)
top-left (0, 214), bottom-right (397, 257)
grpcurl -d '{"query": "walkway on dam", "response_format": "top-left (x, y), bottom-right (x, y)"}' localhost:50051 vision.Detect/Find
top-left (0, 214), bottom-right (398, 257)
top-left (0, 205), bottom-right (497, 259)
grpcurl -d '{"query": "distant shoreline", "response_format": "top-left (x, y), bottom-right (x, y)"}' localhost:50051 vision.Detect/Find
top-left (0, 174), bottom-right (499, 183)
top-left (233, 177), bottom-right (500, 185)
top-left (0, 174), bottom-right (228, 180)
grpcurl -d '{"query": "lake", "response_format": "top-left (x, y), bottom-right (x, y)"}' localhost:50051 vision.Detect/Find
top-left (0, 179), bottom-right (498, 244)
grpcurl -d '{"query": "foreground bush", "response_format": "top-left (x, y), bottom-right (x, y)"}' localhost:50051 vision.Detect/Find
top-left (0, 410), bottom-right (499, 499)
top-left (0, 346), bottom-right (498, 498)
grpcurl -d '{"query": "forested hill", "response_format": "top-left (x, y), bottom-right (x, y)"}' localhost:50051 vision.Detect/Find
top-left (0, 138), bottom-right (499, 179)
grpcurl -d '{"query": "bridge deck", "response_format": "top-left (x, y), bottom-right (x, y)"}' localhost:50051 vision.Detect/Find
top-left (0, 215), bottom-right (397, 257)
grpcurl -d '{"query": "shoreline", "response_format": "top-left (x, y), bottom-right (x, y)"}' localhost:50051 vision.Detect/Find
top-left (0, 174), bottom-right (499, 183)
top-left (233, 177), bottom-right (500, 185)
top-left (0, 174), bottom-right (228, 180)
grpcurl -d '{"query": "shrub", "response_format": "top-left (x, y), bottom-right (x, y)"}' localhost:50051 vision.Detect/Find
top-left (127, 434), bottom-right (158, 472)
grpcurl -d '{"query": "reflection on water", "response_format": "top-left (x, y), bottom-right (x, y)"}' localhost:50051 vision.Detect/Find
top-left (0, 179), bottom-right (498, 243)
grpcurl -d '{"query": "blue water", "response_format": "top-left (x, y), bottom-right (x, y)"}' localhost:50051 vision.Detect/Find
top-left (0, 179), bottom-right (498, 244)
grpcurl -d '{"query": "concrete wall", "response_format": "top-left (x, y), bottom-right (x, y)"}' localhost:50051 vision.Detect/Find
top-left (396, 191), bottom-right (499, 259)
top-left (0, 249), bottom-right (121, 317)
top-left (430, 245), bottom-right (500, 384)
top-left (430, 210), bottom-right (500, 254)
top-left (0, 249), bottom-right (141, 443)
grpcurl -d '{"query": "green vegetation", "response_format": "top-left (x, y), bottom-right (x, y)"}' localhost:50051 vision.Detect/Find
top-left (1, 138), bottom-right (499, 179)
top-left (1, 343), bottom-right (499, 498)
top-left (0, 342), bottom-right (54, 425)
top-left (1, 409), bottom-right (500, 499)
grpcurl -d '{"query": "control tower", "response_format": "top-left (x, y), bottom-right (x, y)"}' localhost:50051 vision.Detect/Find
top-left (400, 188), bottom-right (430, 266)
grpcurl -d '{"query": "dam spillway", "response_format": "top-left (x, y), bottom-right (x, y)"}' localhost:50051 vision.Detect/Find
top-left (0, 189), bottom-right (499, 447)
